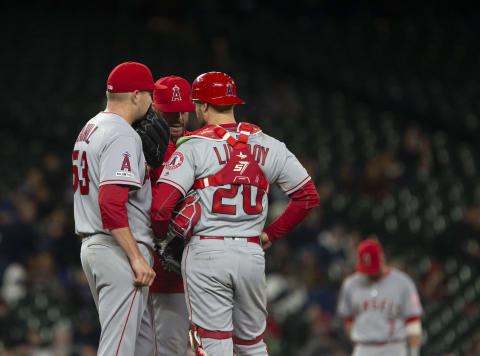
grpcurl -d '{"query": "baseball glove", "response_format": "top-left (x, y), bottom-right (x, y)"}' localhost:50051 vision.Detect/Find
top-left (133, 105), bottom-right (170, 168)
top-left (155, 191), bottom-right (201, 275)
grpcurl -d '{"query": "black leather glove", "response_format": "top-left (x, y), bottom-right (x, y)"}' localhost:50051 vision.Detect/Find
top-left (133, 105), bottom-right (170, 168)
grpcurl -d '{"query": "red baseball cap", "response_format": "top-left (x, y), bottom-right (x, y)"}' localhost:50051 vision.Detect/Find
top-left (356, 239), bottom-right (384, 275)
top-left (106, 62), bottom-right (166, 93)
top-left (153, 76), bottom-right (195, 113)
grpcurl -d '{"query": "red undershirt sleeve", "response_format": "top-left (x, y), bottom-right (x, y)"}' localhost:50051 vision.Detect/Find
top-left (151, 182), bottom-right (183, 238)
top-left (149, 167), bottom-right (163, 189)
top-left (98, 184), bottom-right (130, 230)
top-left (264, 179), bottom-right (320, 242)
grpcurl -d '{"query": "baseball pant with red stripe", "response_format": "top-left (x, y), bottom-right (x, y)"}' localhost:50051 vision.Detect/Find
top-left (182, 237), bottom-right (269, 356)
top-left (151, 292), bottom-right (189, 356)
top-left (80, 234), bottom-right (155, 356)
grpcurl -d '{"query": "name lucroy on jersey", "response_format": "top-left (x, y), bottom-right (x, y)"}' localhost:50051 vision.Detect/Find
top-left (213, 143), bottom-right (269, 166)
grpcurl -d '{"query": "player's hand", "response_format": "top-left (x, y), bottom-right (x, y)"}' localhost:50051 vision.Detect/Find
top-left (260, 231), bottom-right (272, 250)
top-left (130, 256), bottom-right (156, 287)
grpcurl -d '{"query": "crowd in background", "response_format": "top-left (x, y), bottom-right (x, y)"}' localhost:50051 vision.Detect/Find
top-left (1, 126), bottom-right (479, 355)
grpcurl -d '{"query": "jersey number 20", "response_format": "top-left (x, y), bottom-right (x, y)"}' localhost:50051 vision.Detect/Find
top-left (73, 150), bottom-right (89, 195)
top-left (212, 185), bottom-right (264, 215)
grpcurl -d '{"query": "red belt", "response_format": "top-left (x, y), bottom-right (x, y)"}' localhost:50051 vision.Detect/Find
top-left (199, 236), bottom-right (260, 245)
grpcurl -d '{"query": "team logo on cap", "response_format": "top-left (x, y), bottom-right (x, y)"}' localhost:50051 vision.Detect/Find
top-left (166, 151), bottom-right (184, 170)
top-left (226, 83), bottom-right (233, 96)
top-left (108, 85), bottom-right (113, 91)
top-left (172, 85), bottom-right (182, 102)
top-left (362, 253), bottom-right (372, 266)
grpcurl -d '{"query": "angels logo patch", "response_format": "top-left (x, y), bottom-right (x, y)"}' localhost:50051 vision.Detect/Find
top-left (120, 152), bottom-right (132, 171)
top-left (172, 85), bottom-right (182, 101)
top-left (166, 151), bottom-right (184, 170)
top-left (362, 253), bottom-right (372, 266)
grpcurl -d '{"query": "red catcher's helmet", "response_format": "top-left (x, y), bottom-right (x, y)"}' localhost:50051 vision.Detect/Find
top-left (192, 72), bottom-right (245, 105)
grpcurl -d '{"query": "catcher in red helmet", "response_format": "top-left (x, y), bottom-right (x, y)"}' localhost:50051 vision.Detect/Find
top-left (191, 71), bottom-right (245, 128)
top-left (151, 71), bottom-right (320, 356)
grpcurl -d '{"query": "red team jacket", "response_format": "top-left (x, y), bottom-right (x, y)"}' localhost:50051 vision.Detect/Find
top-left (149, 138), bottom-right (187, 294)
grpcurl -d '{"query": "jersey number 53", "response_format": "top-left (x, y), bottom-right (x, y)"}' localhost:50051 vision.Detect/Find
top-left (73, 150), bottom-right (89, 195)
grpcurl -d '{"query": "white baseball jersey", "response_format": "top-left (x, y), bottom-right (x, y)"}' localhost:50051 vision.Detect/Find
top-left (73, 112), bottom-right (155, 248)
top-left (337, 268), bottom-right (423, 343)
top-left (158, 124), bottom-right (311, 237)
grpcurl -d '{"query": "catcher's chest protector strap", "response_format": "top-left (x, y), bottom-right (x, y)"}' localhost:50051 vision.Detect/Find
top-left (193, 123), bottom-right (270, 193)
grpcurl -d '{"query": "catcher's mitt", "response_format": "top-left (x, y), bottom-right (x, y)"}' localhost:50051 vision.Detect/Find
top-left (133, 105), bottom-right (170, 168)
top-left (155, 191), bottom-right (201, 275)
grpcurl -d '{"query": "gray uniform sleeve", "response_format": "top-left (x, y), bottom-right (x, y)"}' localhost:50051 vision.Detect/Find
top-left (275, 145), bottom-right (311, 195)
top-left (157, 144), bottom-right (195, 196)
top-left (99, 135), bottom-right (142, 188)
top-left (337, 280), bottom-right (354, 319)
top-left (402, 277), bottom-right (423, 319)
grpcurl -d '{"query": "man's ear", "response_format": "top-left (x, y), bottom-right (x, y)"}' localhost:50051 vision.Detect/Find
top-left (202, 102), bottom-right (209, 113)
top-left (131, 90), bottom-right (140, 105)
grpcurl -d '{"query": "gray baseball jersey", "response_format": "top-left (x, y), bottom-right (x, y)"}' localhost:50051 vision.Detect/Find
top-left (158, 127), bottom-right (310, 237)
top-left (159, 123), bottom-right (311, 356)
top-left (337, 268), bottom-right (423, 343)
top-left (73, 111), bottom-right (155, 248)
top-left (74, 111), bottom-right (156, 355)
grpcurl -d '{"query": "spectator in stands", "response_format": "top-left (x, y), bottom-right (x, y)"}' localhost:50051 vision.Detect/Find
top-left (396, 124), bottom-right (433, 185)
top-left (437, 204), bottom-right (480, 258)
top-left (0, 197), bottom-right (36, 275)
top-left (466, 332), bottom-right (480, 356)
top-left (418, 260), bottom-right (446, 304)
top-left (0, 297), bottom-right (12, 349)
top-left (299, 304), bottom-right (349, 356)
top-left (336, 160), bottom-right (357, 197)
top-left (362, 150), bottom-right (401, 201)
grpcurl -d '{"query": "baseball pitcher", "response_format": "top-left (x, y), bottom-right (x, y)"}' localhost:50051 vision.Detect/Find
top-left (73, 62), bottom-right (169, 355)
top-left (150, 72), bottom-right (320, 356)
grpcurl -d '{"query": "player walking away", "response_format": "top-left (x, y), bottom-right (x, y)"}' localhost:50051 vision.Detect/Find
top-left (73, 62), bottom-right (169, 355)
top-left (337, 238), bottom-right (423, 356)
top-left (150, 72), bottom-right (320, 356)
top-left (149, 75), bottom-right (195, 356)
